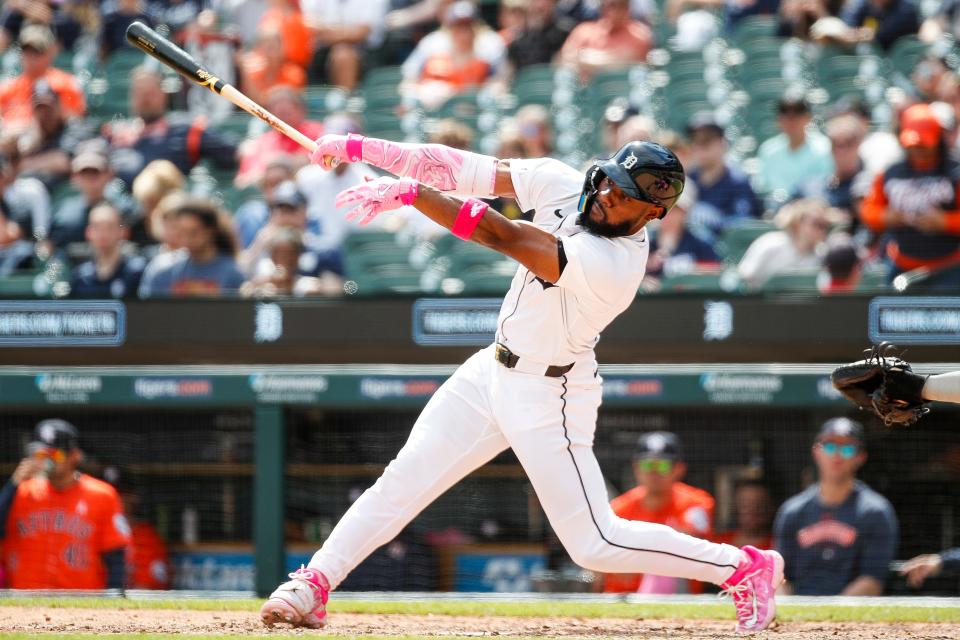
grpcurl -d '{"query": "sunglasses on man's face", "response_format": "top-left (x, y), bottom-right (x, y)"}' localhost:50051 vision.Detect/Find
top-left (637, 459), bottom-right (674, 474)
top-left (32, 447), bottom-right (67, 463)
top-left (819, 442), bottom-right (859, 459)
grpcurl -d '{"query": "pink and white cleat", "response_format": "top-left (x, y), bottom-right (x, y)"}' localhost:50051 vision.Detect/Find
top-left (719, 545), bottom-right (785, 634)
top-left (260, 566), bottom-right (330, 629)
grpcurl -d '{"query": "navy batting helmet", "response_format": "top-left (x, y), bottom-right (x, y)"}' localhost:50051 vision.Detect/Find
top-left (578, 141), bottom-right (685, 220)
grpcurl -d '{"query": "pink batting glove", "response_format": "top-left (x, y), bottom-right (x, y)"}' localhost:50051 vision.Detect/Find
top-left (310, 133), bottom-right (365, 170)
top-left (336, 176), bottom-right (420, 226)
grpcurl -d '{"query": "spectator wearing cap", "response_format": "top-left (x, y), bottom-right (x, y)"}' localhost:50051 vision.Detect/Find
top-left (756, 95), bottom-right (834, 208)
top-left (300, 0), bottom-right (388, 91)
top-left (505, 0), bottom-right (575, 73)
top-left (297, 113), bottom-right (381, 248)
top-left (861, 103), bottom-right (960, 288)
top-left (50, 149), bottom-right (128, 251)
top-left (69, 202), bottom-right (145, 299)
top-left (685, 113), bottom-right (763, 241)
top-left (738, 197), bottom-right (843, 288)
top-left (603, 431), bottom-right (716, 594)
top-left (774, 418), bottom-right (898, 595)
top-left (559, 0), bottom-right (653, 81)
top-left (17, 78), bottom-right (96, 193)
top-left (236, 157), bottom-right (299, 249)
top-left (138, 198), bottom-right (244, 297)
top-left (840, 0), bottom-right (919, 50)
top-left (644, 181), bottom-right (720, 288)
top-left (236, 86), bottom-right (324, 189)
top-left (103, 66), bottom-right (238, 188)
top-left (401, 1), bottom-right (507, 107)
top-left (0, 25), bottom-right (85, 136)
top-left (614, 114), bottom-right (657, 150)
top-left (0, 419), bottom-right (130, 590)
top-left (239, 180), bottom-right (344, 279)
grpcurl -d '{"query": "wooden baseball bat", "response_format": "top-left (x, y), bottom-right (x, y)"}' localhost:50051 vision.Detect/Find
top-left (124, 21), bottom-right (317, 153)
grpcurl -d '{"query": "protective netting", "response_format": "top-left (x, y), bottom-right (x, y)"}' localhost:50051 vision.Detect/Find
top-left (1, 405), bottom-right (957, 595)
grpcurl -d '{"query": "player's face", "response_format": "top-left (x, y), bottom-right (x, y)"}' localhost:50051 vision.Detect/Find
top-left (813, 437), bottom-right (865, 482)
top-left (584, 177), bottom-right (664, 237)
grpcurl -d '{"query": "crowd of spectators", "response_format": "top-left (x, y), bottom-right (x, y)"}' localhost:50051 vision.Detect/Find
top-left (1, 0), bottom-right (959, 298)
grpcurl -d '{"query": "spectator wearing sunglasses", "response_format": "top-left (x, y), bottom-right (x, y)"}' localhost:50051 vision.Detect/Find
top-left (0, 419), bottom-right (130, 590)
top-left (773, 418), bottom-right (899, 595)
top-left (603, 431), bottom-right (716, 594)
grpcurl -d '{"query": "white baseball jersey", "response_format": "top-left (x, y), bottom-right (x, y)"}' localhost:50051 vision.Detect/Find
top-left (497, 158), bottom-right (650, 367)
top-left (304, 155), bottom-right (744, 596)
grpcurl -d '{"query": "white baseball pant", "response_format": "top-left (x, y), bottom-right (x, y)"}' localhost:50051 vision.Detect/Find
top-left (309, 345), bottom-right (743, 588)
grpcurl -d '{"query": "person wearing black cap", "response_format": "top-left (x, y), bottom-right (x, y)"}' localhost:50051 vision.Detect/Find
top-left (685, 112), bottom-right (762, 241)
top-left (0, 419), bottom-right (130, 590)
top-left (773, 418), bottom-right (898, 595)
top-left (603, 432), bottom-right (716, 594)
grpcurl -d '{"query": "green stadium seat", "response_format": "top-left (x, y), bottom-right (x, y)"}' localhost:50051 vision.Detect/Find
top-left (660, 271), bottom-right (724, 293)
top-left (350, 264), bottom-right (423, 295)
top-left (0, 272), bottom-right (42, 298)
top-left (730, 15), bottom-right (778, 45)
top-left (716, 220), bottom-right (776, 264)
top-left (888, 36), bottom-right (928, 77)
top-left (761, 270), bottom-right (819, 292)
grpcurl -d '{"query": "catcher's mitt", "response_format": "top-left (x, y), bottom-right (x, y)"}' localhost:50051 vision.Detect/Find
top-left (831, 342), bottom-right (930, 427)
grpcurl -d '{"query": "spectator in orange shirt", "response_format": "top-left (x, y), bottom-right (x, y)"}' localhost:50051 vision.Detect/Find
top-left (0, 419), bottom-right (130, 590)
top-left (604, 431), bottom-right (715, 594)
top-left (559, 0), bottom-right (653, 81)
top-left (239, 26), bottom-right (307, 108)
top-left (0, 24), bottom-right (85, 136)
top-left (103, 467), bottom-right (171, 590)
top-left (259, 0), bottom-right (314, 68)
top-left (714, 479), bottom-right (774, 551)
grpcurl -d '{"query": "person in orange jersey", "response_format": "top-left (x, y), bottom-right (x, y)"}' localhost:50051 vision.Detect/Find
top-left (0, 420), bottom-right (130, 590)
top-left (860, 103), bottom-right (960, 289)
top-left (604, 431), bottom-right (715, 593)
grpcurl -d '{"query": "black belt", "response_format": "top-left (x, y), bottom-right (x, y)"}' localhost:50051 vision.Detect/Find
top-left (494, 343), bottom-right (574, 378)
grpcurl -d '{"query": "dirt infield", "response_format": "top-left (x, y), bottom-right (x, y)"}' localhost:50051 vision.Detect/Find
top-left (1, 606), bottom-right (957, 639)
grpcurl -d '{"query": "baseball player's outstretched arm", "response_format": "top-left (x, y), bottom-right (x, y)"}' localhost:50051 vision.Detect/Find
top-left (923, 371), bottom-right (960, 403)
top-left (413, 184), bottom-right (560, 281)
top-left (311, 134), bottom-right (518, 198)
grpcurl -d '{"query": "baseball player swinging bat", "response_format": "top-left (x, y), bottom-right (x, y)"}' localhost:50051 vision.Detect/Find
top-left (124, 21), bottom-right (316, 152)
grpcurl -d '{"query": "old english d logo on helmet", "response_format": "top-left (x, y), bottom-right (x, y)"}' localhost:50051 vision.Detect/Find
top-left (579, 141), bottom-right (686, 217)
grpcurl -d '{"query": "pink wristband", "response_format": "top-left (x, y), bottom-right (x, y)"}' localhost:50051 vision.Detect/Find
top-left (398, 177), bottom-right (419, 206)
top-left (345, 133), bottom-right (365, 162)
top-left (452, 198), bottom-right (488, 240)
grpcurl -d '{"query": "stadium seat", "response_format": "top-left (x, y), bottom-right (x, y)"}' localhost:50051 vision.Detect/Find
top-left (729, 15), bottom-right (778, 45)
top-left (760, 270), bottom-right (820, 292)
top-left (660, 271), bottom-right (724, 293)
top-left (888, 36), bottom-right (928, 78)
top-left (350, 263), bottom-right (424, 295)
top-left (716, 220), bottom-right (776, 264)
